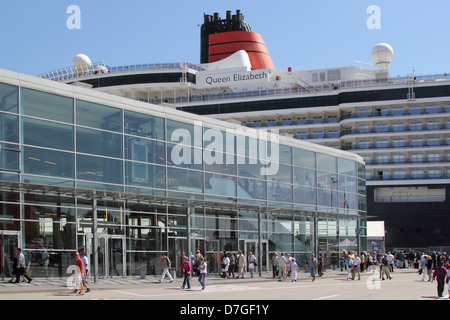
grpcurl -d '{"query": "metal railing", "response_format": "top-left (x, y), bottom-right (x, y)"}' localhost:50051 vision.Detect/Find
top-left (38, 62), bottom-right (206, 82)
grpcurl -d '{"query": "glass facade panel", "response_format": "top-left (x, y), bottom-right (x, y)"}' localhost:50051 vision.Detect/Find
top-left (76, 154), bottom-right (123, 184)
top-left (125, 161), bottom-right (165, 189)
top-left (317, 153), bottom-right (337, 172)
top-left (205, 172), bottom-right (236, 197)
top-left (77, 127), bottom-right (122, 158)
top-left (124, 110), bottom-right (165, 140)
top-left (125, 136), bottom-right (165, 165)
top-left (238, 178), bottom-right (267, 200)
top-left (204, 151), bottom-right (236, 175)
top-left (293, 148), bottom-right (316, 168)
top-left (0, 113), bottom-right (18, 143)
top-left (167, 143), bottom-right (203, 170)
top-left (167, 119), bottom-right (195, 146)
top-left (167, 167), bottom-right (203, 193)
top-left (237, 156), bottom-right (266, 180)
top-left (293, 166), bottom-right (316, 187)
top-left (22, 117), bottom-right (74, 151)
top-left (23, 147), bottom-right (74, 179)
top-left (0, 82), bottom-right (18, 113)
top-left (338, 158), bottom-right (356, 176)
top-left (21, 88), bottom-right (73, 123)
top-left (76, 100), bottom-right (122, 132)
top-left (0, 147), bottom-right (19, 171)
top-left (293, 185), bottom-right (316, 205)
top-left (268, 182), bottom-right (292, 203)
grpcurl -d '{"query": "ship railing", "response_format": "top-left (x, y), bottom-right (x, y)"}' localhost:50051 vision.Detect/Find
top-left (166, 73), bottom-right (450, 105)
top-left (38, 62), bottom-right (206, 82)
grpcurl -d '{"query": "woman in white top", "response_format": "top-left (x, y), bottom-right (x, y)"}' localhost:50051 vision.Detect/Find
top-left (222, 255), bottom-right (230, 279)
top-left (198, 257), bottom-right (207, 290)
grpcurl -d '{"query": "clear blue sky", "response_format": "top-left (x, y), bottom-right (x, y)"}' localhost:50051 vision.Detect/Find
top-left (1, 0), bottom-right (449, 77)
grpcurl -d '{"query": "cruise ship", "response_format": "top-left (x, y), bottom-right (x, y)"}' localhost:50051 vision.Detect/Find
top-left (38, 10), bottom-right (450, 251)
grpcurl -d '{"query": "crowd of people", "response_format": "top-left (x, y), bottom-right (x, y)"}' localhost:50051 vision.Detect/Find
top-left (6, 246), bottom-right (449, 298)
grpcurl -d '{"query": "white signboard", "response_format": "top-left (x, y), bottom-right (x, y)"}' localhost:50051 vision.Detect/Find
top-left (196, 69), bottom-right (270, 88)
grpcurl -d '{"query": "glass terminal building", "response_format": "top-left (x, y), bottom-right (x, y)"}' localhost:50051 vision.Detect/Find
top-left (0, 69), bottom-right (366, 279)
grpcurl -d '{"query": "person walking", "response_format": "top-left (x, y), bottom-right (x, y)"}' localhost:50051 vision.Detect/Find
top-left (80, 251), bottom-right (90, 293)
top-left (197, 257), bottom-right (207, 290)
top-left (222, 253), bottom-right (230, 280)
top-left (318, 254), bottom-right (324, 277)
top-left (272, 252), bottom-right (279, 278)
top-left (345, 255), bottom-right (353, 280)
top-left (159, 252), bottom-right (174, 283)
top-left (432, 262), bottom-right (448, 298)
top-left (310, 254), bottom-right (318, 282)
top-left (194, 249), bottom-right (204, 277)
top-left (289, 258), bottom-right (299, 282)
top-left (14, 249), bottom-right (32, 284)
top-left (381, 254), bottom-right (392, 280)
top-left (387, 251), bottom-right (395, 273)
top-left (229, 253), bottom-right (236, 279)
top-left (353, 253), bottom-right (361, 280)
top-left (248, 252), bottom-right (257, 278)
top-left (339, 253), bottom-right (345, 271)
top-left (237, 250), bottom-right (246, 279)
top-left (426, 254), bottom-right (434, 282)
top-left (421, 255), bottom-right (428, 282)
top-left (74, 251), bottom-right (85, 295)
top-left (181, 256), bottom-right (192, 289)
top-left (278, 252), bottom-right (287, 280)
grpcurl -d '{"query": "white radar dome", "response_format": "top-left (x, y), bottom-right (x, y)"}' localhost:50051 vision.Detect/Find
top-left (371, 43), bottom-right (394, 69)
top-left (73, 54), bottom-right (92, 74)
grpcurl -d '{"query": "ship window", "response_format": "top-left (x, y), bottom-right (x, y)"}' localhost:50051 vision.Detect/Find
top-left (327, 69), bottom-right (341, 82)
top-left (426, 105), bottom-right (439, 114)
top-left (409, 106), bottom-right (423, 114)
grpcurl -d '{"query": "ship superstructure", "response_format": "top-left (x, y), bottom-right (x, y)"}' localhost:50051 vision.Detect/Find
top-left (37, 10), bottom-right (450, 250)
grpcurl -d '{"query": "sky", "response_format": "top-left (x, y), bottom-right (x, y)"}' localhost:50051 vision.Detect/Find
top-left (1, 0), bottom-right (449, 78)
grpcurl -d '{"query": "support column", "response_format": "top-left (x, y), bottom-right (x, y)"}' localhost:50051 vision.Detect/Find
top-left (92, 195), bottom-right (98, 283)
top-left (258, 208), bottom-right (262, 277)
top-left (187, 201), bottom-right (192, 263)
top-left (314, 216), bottom-right (319, 258)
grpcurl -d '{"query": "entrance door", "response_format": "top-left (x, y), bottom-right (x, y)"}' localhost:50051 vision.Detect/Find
top-left (86, 235), bottom-right (125, 278)
top-left (244, 240), bottom-right (268, 272)
top-left (0, 231), bottom-right (20, 281)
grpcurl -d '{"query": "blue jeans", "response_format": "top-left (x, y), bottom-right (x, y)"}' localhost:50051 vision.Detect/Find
top-left (182, 273), bottom-right (191, 289)
top-left (310, 268), bottom-right (316, 279)
top-left (198, 273), bottom-right (206, 288)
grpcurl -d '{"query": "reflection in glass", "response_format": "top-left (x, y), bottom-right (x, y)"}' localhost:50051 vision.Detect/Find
top-left (125, 161), bottom-right (165, 189)
top-left (124, 110), bottom-right (165, 140)
top-left (22, 88), bottom-right (73, 123)
top-left (76, 154), bottom-right (123, 184)
top-left (125, 136), bottom-right (165, 165)
top-left (0, 113), bottom-right (18, 143)
top-left (77, 127), bottom-right (122, 158)
top-left (23, 147), bottom-right (74, 179)
top-left (0, 82), bottom-right (18, 113)
top-left (23, 117), bottom-right (74, 151)
top-left (167, 167), bottom-right (203, 193)
top-left (205, 173), bottom-right (236, 197)
top-left (76, 100), bottom-right (122, 132)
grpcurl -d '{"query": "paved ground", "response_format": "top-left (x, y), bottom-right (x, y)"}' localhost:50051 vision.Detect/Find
top-left (0, 267), bottom-right (448, 302)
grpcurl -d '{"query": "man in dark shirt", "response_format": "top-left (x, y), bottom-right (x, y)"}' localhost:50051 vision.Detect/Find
top-left (432, 262), bottom-right (448, 298)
